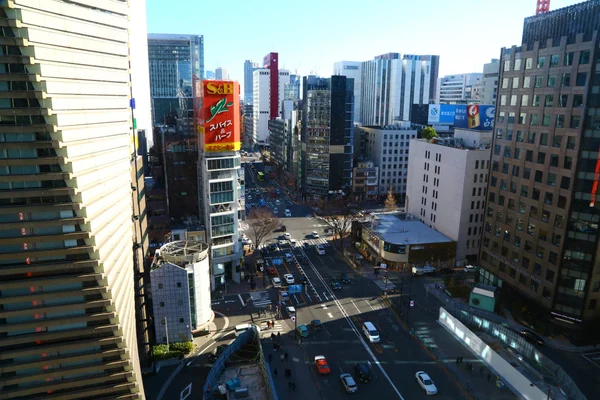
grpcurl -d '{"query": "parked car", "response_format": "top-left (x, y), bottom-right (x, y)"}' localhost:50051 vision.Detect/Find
top-left (415, 371), bottom-right (438, 395)
top-left (297, 324), bottom-right (309, 338)
top-left (272, 277), bottom-right (282, 288)
top-left (520, 329), bottom-right (545, 345)
top-left (283, 274), bottom-right (295, 284)
top-left (340, 373), bottom-right (358, 393)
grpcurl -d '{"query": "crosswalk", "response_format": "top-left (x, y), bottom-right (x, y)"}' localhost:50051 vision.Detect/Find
top-left (257, 237), bottom-right (330, 251)
top-left (373, 279), bottom-right (396, 291)
top-left (249, 290), bottom-right (272, 307)
top-left (259, 320), bottom-right (286, 338)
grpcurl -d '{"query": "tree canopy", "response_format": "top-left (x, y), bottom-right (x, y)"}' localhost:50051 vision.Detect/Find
top-left (422, 126), bottom-right (438, 141)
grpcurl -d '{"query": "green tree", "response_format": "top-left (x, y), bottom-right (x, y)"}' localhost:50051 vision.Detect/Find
top-left (422, 126), bottom-right (438, 141)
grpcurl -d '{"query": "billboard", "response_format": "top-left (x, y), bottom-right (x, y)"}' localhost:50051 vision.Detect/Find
top-left (428, 104), bottom-right (457, 124)
top-left (454, 105), bottom-right (495, 131)
top-left (198, 80), bottom-right (241, 152)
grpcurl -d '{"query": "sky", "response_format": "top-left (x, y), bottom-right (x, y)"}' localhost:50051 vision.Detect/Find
top-left (146, 0), bottom-right (581, 88)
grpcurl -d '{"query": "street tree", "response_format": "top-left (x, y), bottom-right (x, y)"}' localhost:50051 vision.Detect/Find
top-left (247, 208), bottom-right (279, 250)
top-left (421, 126), bottom-right (438, 141)
top-left (384, 188), bottom-right (397, 212)
top-left (317, 197), bottom-right (356, 249)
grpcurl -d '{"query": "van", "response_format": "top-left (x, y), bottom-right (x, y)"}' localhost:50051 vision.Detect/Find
top-left (285, 253), bottom-right (293, 262)
top-left (362, 321), bottom-right (380, 343)
top-left (412, 265), bottom-right (436, 276)
top-left (234, 323), bottom-right (260, 337)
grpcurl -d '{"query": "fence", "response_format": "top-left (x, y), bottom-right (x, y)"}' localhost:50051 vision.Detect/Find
top-left (202, 326), bottom-right (277, 400)
top-left (427, 284), bottom-right (586, 400)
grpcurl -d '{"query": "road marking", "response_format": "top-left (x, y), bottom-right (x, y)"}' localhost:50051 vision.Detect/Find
top-left (180, 383), bottom-right (192, 400)
top-left (327, 312), bottom-right (334, 319)
top-left (323, 292), bottom-right (329, 301)
top-left (373, 343), bottom-right (383, 354)
top-left (321, 304), bottom-right (328, 310)
top-left (365, 299), bottom-right (376, 312)
top-left (238, 294), bottom-right (246, 307)
top-left (350, 299), bottom-right (361, 314)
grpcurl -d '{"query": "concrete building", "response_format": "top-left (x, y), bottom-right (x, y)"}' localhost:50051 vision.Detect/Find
top-left (301, 76), bottom-right (354, 196)
top-left (0, 1), bottom-right (148, 397)
top-left (285, 74), bottom-right (301, 101)
top-left (269, 100), bottom-right (300, 186)
top-left (215, 67), bottom-right (228, 80)
top-left (479, 0), bottom-right (600, 343)
top-left (357, 125), bottom-right (418, 201)
top-left (252, 67), bottom-right (289, 146)
top-left (334, 61), bottom-right (362, 124)
top-left (243, 60), bottom-right (259, 104)
top-left (361, 53), bottom-right (439, 126)
top-left (354, 214), bottom-right (456, 270)
top-left (407, 130), bottom-right (492, 264)
top-left (482, 59), bottom-right (500, 106)
top-left (150, 241), bottom-right (211, 343)
top-left (352, 161), bottom-right (379, 201)
top-left (436, 73), bottom-right (483, 104)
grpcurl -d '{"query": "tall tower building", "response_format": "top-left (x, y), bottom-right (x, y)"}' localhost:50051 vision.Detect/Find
top-left (243, 60), bottom-right (259, 104)
top-left (482, 59), bottom-right (500, 106)
top-left (361, 53), bottom-right (439, 126)
top-left (215, 67), bottom-right (228, 80)
top-left (0, 1), bottom-right (146, 398)
top-left (334, 61), bottom-right (363, 124)
top-left (263, 52), bottom-right (279, 119)
top-left (479, 0), bottom-right (600, 343)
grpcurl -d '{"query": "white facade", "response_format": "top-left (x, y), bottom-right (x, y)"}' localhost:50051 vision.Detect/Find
top-left (253, 68), bottom-right (271, 145)
top-left (482, 59), bottom-right (500, 106)
top-left (436, 73), bottom-right (483, 104)
top-left (215, 67), bottom-right (228, 80)
top-left (278, 69), bottom-right (290, 117)
top-left (359, 126), bottom-right (417, 197)
top-left (334, 61), bottom-right (362, 124)
top-left (406, 129), bottom-right (492, 263)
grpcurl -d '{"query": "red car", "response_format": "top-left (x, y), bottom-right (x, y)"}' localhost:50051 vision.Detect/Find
top-left (266, 265), bottom-right (277, 275)
top-left (314, 355), bottom-right (331, 375)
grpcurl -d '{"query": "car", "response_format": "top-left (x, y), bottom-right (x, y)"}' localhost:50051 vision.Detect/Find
top-left (283, 233), bottom-right (291, 240)
top-left (247, 195), bottom-right (252, 200)
top-left (314, 355), bottom-right (331, 375)
top-left (297, 324), bottom-right (309, 338)
top-left (340, 373), bottom-right (358, 393)
top-left (520, 329), bottom-right (545, 345)
top-left (267, 243), bottom-right (278, 251)
top-left (280, 291), bottom-right (289, 304)
top-left (283, 274), bottom-right (295, 284)
top-left (330, 279), bottom-right (342, 290)
top-left (278, 239), bottom-right (287, 247)
top-left (353, 363), bottom-right (373, 383)
top-left (341, 273), bottom-right (351, 284)
top-left (415, 371), bottom-right (438, 395)
top-left (464, 265), bottom-right (477, 273)
top-left (311, 319), bottom-right (322, 331)
top-left (289, 239), bottom-right (297, 246)
top-left (273, 208), bottom-right (279, 214)
top-left (275, 200), bottom-right (281, 206)
top-left (266, 265), bottom-right (277, 275)
top-left (311, 231), bottom-right (320, 238)
top-left (242, 238), bottom-right (252, 245)
top-left (285, 209), bottom-right (292, 217)
top-left (272, 277), bottom-right (282, 287)
top-left (412, 265), bottom-right (436, 276)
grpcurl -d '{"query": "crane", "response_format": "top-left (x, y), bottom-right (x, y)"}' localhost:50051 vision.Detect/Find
top-left (536, 0), bottom-right (550, 14)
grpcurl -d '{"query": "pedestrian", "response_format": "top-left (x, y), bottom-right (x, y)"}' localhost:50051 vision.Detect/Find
top-left (487, 373), bottom-right (492, 383)
top-left (459, 355), bottom-right (463, 363)
top-left (288, 381), bottom-right (292, 391)
top-left (272, 320), bottom-right (275, 328)
top-left (284, 352), bottom-right (288, 361)
top-left (268, 354), bottom-right (272, 363)
top-left (280, 353), bottom-right (284, 362)
top-left (273, 368), bottom-right (278, 378)
top-left (291, 382), bottom-right (296, 392)
top-left (271, 333), bottom-right (276, 341)
top-left (285, 368), bottom-right (291, 378)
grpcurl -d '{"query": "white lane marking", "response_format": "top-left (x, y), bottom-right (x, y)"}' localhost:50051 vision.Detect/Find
top-left (351, 299), bottom-right (361, 314)
top-left (323, 292), bottom-right (329, 301)
top-left (297, 246), bottom-right (406, 400)
top-left (238, 294), bottom-right (246, 307)
top-left (293, 294), bottom-right (299, 304)
top-left (305, 291), bottom-right (312, 302)
top-left (364, 299), bottom-right (376, 312)
top-left (327, 312), bottom-right (334, 319)
top-left (321, 304), bottom-right (328, 310)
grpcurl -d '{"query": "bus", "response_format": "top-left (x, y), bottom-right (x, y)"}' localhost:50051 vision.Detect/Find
top-left (257, 171), bottom-right (265, 181)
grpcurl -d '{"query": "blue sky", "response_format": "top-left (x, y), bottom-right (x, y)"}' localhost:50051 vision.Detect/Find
top-left (146, 0), bottom-right (580, 87)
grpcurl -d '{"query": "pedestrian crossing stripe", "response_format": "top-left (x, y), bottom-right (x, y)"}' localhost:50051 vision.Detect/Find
top-left (373, 279), bottom-right (396, 290)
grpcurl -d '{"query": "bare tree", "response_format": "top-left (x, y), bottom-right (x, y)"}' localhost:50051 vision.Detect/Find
top-left (317, 197), bottom-right (356, 249)
top-left (384, 188), bottom-right (397, 212)
top-left (247, 208), bottom-right (279, 250)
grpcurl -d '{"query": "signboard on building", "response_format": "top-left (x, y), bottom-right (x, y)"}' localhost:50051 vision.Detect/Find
top-left (454, 105), bottom-right (495, 131)
top-left (428, 104), bottom-right (456, 124)
top-left (198, 80), bottom-right (241, 152)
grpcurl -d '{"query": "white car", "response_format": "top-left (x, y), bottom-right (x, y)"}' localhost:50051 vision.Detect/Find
top-left (464, 265), bottom-right (477, 273)
top-left (278, 239), bottom-right (287, 247)
top-left (283, 274), bottom-right (295, 284)
top-left (311, 231), bottom-right (320, 239)
top-left (340, 373), bottom-right (358, 393)
top-left (415, 371), bottom-right (438, 395)
top-left (317, 244), bottom-right (326, 255)
top-left (275, 200), bottom-right (281, 206)
top-left (283, 233), bottom-right (291, 240)
top-left (289, 239), bottom-right (297, 246)
top-left (285, 209), bottom-right (292, 217)
top-left (272, 277), bottom-right (282, 288)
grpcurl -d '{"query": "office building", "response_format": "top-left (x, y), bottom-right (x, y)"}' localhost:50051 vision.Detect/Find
top-left (334, 61), bottom-right (362, 123)
top-left (482, 59), bottom-right (501, 105)
top-left (479, 0), bottom-right (600, 343)
top-left (269, 100), bottom-right (300, 181)
top-left (357, 125), bottom-right (418, 201)
top-left (263, 52), bottom-right (279, 119)
top-left (150, 241), bottom-right (211, 343)
top-left (361, 53), bottom-right (439, 126)
top-left (407, 130), bottom-right (492, 264)
top-left (243, 60), bottom-right (259, 104)
top-left (215, 67), bottom-right (228, 80)
top-left (0, 1), bottom-right (147, 398)
top-left (436, 73), bottom-right (483, 104)
top-left (205, 70), bottom-right (216, 79)
top-left (352, 161), bottom-right (379, 201)
top-left (285, 74), bottom-right (301, 101)
top-left (148, 34), bottom-right (204, 223)
top-left (301, 76), bottom-right (354, 196)
top-left (252, 67), bottom-right (289, 146)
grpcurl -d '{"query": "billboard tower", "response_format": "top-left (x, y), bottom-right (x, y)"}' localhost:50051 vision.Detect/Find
top-left (536, 0), bottom-right (550, 14)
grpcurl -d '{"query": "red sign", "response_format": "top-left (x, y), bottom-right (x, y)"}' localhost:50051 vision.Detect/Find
top-left (198, 80), bottom-right (241, 153)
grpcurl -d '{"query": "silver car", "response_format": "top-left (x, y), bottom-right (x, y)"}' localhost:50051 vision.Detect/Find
top-left (340, 373), bottom-right (358, 393)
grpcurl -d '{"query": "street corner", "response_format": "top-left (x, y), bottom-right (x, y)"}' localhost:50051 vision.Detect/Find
top-left (210, 294), bottom-right (247, 314)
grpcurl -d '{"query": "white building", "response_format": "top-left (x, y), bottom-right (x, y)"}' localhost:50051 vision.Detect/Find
top-left (358, 125), bottom-right (417, 199)
top-left (150, 241), bottom-right (211, 343)
top-left (406, 129), bottom-right (492, 264)
top-left (252, 68), bottom-right (288, 145)
top-left (198, 153), bottom-right (244, 288)
top-left (482, 59), bottom-right (500, 106)
top-left (436, 73), bottom-right (483, 104)
top-left (361, 53), bottom-right (439, 126)
top-left (334, 61), bottom-right (362, 124)
top-left (215, 67), bottom-right (228, 80)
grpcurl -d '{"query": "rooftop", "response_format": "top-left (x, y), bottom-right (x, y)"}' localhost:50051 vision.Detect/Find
top-left (368, 213), bottom-right (453, 245)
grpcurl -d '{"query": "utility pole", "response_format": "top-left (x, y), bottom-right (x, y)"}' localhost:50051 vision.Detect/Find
top-left (164, 317), bottom-right (169, 348)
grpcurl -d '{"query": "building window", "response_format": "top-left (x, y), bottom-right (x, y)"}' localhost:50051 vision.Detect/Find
top-left (576, 73), bottom-right (587, 86)
top-left (547, 75), bottom-right (556, 87)
top-left (525, 57), bottom-right (533, 69)
top-left (160, 302), bottom-right (165, 307)
top-left (545, 94), bottom-right (554, 107)
top-left (534, 76), bottom-right (543, 88)
top-left (550, 54), bottom-right (559, 67)
top-left (542, 114), bottom-right (551, 126)
top-left (580, 50), bottom-right (590, 65)
top-left (573, 94), bottom-right (583, 108)
top-left (558, 94), bottom-right (568, 107)
top-left (564, 52), bottom-right (574, 66)
top-left (561, 73), bottom-right (570, 87)
top-left (530, 114), bottom-right (538, 125)
top-left (504, 60), bottom-right (511, 71)
top-left (536, 56), bottom-right (545, 69)
top-left (510, 95), bottom-right (518, 106)
top-left (177, 282), bottom-right (182, 288)
top-left (512, 77), bottom-right (519, 88)
top-left (158, 283), bottom-right (164, 289)
top-left (521, 95), bottom-right (529, 107)
top-left (514, 59), bottom-right (521, 70)
top-left (570, 116), bottom-right (581, 129)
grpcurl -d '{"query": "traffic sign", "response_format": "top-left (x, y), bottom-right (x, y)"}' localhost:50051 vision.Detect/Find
top-left (291, 316), bottom-right (296, 322)
top-left (410, 300), bottom-right (414, 307)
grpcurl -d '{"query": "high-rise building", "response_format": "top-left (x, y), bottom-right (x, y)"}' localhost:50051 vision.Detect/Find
top-left (361, 53), bottom-right (439, 126)
top-left (285, 74), bottom-right (301, 101)
top-left (148, 34), bottom-right (204, 223)
top-left (263, 52), bottom-right (279, 119)
top-left (407, 130), bottom-right (492, 264)
top-left (436, 73), bottom-right (483, 104)
top-left (334, 61), bottom-right (363, 124)
top-left (482, 59), bottom-right (501, 106)
top-left (243, 60), bottom-right (259, 104)
top-left (252, 67), bottom-right (288, 146)
top-left (0, 1), bottom-right (148, 398)
top-left (479, 0), bottom-right (600, 343)
top-left (215, 67), bottom-right (228, 80)
top-left (301, 76), bottom-right (354, 196)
